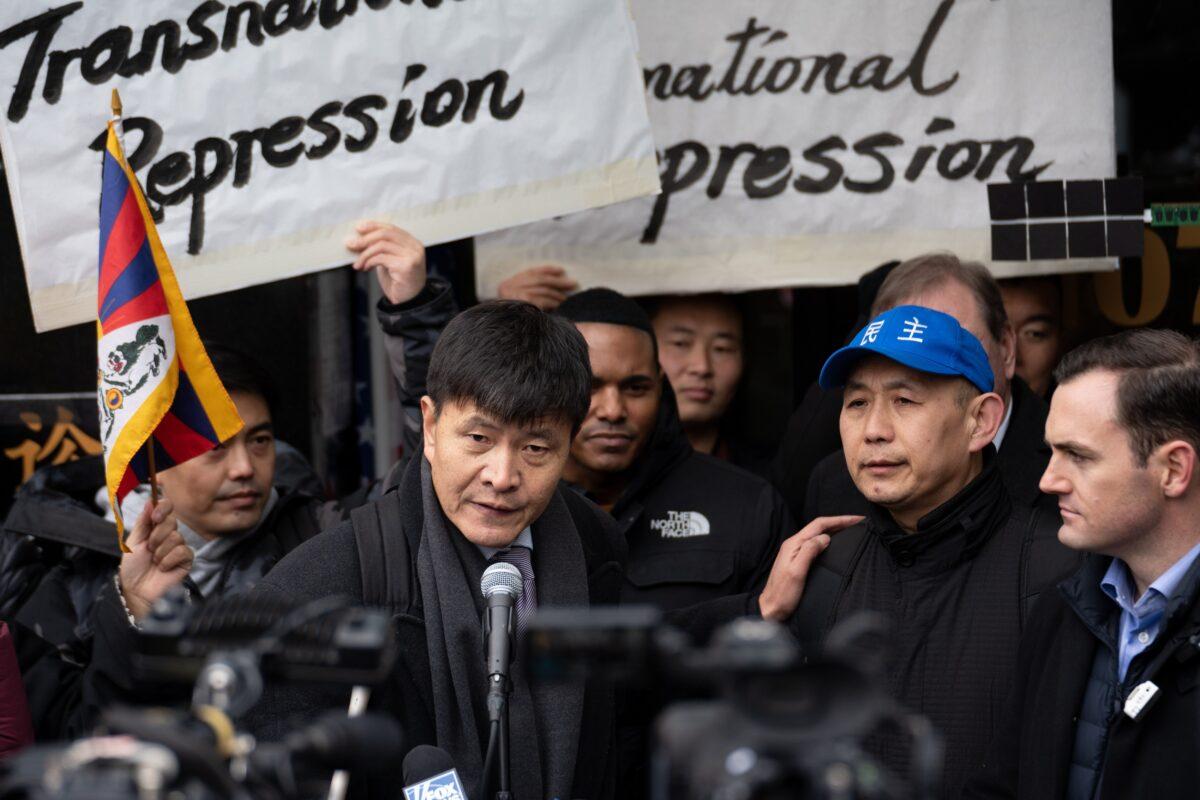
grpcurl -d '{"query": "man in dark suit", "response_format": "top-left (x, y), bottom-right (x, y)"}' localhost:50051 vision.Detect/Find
top-left (797, 253), bottom-right (1052, 522)
top-left (964, 329), bottom-right (1200, 799)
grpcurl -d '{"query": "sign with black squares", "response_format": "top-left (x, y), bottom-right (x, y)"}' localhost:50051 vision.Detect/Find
top-left (988, 178), bottom-right (1144, 261)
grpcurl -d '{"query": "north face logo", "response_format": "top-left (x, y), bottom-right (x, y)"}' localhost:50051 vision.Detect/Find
top-left (649, 510), bottom-right (711, 538)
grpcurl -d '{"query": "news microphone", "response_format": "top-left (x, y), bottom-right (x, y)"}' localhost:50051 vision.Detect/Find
top-left (402, 745), bottom-right (468, 800)
top-left (481, 562), bottom-right (523, 673)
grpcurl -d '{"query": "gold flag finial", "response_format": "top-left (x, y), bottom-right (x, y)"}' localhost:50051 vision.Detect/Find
top-left (110, 88), bottom-right (122, 117)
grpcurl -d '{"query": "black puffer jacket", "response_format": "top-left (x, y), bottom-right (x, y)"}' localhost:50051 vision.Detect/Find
top-left (1, 466), bottom-right (356, 741)
top-left (1, 457), bottom-right (123, 645)
top-left (787, 455), bottom-right (1081, 799)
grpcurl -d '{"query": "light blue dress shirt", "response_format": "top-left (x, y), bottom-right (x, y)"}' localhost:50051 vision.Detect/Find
top-left (1100, 540), bottom-right (1200, 682)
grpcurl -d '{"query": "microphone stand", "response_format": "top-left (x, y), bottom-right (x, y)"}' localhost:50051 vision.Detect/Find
top-left (498, 700), bottom-right (511, 800)
top-left (485, 672), bottom-right (513, 800)
top-left (484, 598), bottom-right (516, 800)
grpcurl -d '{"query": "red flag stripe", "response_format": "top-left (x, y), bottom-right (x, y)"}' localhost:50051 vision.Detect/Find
top-left (117, 466), bottom-right (140, 501)
top-left (100, 279), bottom-right (169, 336)
top-left (97, 188), bottom-right (147, 303)
top-left (154, 410), bottom-right (220, 464)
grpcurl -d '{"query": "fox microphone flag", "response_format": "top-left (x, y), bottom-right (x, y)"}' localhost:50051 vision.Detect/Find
top-left (97, 91), bottom-right (242, 550)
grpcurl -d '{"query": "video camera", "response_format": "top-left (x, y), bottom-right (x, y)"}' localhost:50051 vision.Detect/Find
top-left (524, 608), bottom-right (943, 800)
top-left (0, 588), bottom-right (401, 800)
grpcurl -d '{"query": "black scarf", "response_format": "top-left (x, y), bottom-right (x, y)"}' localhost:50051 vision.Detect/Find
top-left (414, 458), bottom-right (588, 799)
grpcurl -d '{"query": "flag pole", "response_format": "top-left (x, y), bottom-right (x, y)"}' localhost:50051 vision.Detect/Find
top-left (110, 89), bottom-right (124, 144)
top-left (110, 87), bottom-right (158, 506)
top-left (146, 441), bottom-right (159, 506)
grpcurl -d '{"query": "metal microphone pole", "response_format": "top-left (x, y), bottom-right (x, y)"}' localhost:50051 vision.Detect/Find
top-left (481, 563), bottom-right (522, 800)
top-left (498, 699), bottom-right (511, 800)
top-left (482, 657), bottom-right (511, 800)
top-left (486, 613), bottom-right (514, 800)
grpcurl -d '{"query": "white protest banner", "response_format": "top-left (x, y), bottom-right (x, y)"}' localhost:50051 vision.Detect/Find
top-left (0, 0), bottom-right (659, 332)
top-left (476, 0), bottom-right (1116, 298)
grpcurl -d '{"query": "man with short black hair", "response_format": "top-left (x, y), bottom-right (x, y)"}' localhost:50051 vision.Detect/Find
top-left (644, 293), bottom-right (767, 474)
top-left (770, 304), bottom-right (1078, 799)
top-left (1, 344), bottom-right (350, 739)
top-left (1000, 275), bottom-right (1063, 399)
top-left (964, 329), bottom-right (1200, 799)
top-left (235, 299), bottom-right (621, 800)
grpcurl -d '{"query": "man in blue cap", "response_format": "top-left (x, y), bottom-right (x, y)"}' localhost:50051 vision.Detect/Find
top-left (761, 304), bottom-right (1079, 799)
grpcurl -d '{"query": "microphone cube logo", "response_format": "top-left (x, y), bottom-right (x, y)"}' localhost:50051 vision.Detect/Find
top-left (404, 769), bottom-right (467, 800)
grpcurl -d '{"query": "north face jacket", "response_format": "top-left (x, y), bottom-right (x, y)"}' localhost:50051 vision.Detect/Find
top-left (592, 383), bottom-right (793, 611)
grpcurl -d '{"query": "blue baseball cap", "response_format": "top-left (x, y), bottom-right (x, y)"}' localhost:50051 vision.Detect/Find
top-left (819, 305), bottom-right (994, 393)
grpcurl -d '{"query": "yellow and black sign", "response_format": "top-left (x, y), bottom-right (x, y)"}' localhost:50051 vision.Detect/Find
top-left (2, 397), bottom-right (102, 513)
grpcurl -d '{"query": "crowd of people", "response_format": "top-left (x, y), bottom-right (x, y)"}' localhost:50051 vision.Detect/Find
top-left (1, 221), bottom-right (1198, 800)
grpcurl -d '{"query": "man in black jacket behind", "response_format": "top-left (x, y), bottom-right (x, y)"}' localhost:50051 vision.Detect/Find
top-left (3, 346), bottom-right (353, 739)
top-left (964, 330), bottom-right (1200, 800)
top-left (553, 289), bottom-right (795, 613)
top-left (771, 304), bottom-right (1079, 799)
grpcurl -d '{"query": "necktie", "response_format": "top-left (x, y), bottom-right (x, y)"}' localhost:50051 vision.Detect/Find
top-left (491, 545), bottom-right (537, 636)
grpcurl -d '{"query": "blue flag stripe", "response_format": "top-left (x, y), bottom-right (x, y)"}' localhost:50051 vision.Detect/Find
top-left (98, 240), bottom-right (158, 324)
top-left (98, 151), bottom-right (129, 272)
top-left (172, 371), bottom-right (220, 444)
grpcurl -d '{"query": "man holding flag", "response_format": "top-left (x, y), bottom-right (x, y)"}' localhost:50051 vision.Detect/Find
top-left (96, 91), bottom-right (245, 552)
top-left (0, 97), bottom-right (352, 734)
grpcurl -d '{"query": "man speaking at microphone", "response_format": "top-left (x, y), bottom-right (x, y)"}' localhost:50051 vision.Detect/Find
top-left (246, 298), bottom-right (625, 800)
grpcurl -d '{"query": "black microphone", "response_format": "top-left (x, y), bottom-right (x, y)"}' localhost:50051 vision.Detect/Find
top-left (481, 562), bottom-right (523, 721)
top-left (246, 711), bottom-right (404, 794)
top-left (282, 711), bottom-right (405, 773)
top-left (402, 745), bottom-right (468, 800)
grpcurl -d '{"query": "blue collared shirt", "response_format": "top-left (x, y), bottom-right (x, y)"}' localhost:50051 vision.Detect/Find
top-left (1100, 540), bottom-right (1200, 682)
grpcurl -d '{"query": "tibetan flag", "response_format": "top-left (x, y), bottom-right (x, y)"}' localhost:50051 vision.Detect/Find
top-left (97, 118), bottom-right (242, 550)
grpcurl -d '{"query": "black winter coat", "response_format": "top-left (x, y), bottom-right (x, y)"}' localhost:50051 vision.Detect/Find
top-left (0, 457), bottom-right (121, 645)
top-left (600, 385), bottom-right (793, 613)
top-left (788, 458), bottom-right (1080, 799)
top-left (3, 461), bottom-right (338, 741)
top-left (2, 477), bottom-right (329, 647)
top-left (962, 552), bottom-right (1200, 800)
top-left (242, 460), bottom-right (627, 800)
